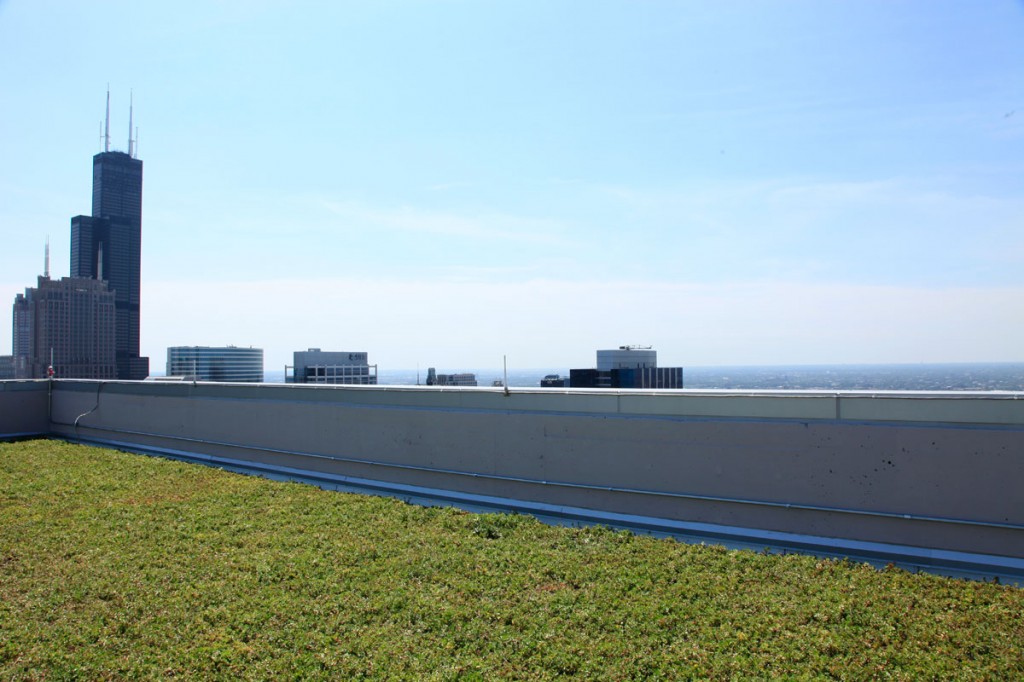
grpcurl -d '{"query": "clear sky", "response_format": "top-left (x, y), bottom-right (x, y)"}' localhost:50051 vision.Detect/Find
top-left (1, 1), bottom-right (1022, 372)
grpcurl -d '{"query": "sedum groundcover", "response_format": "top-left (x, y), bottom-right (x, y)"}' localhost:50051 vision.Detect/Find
top-left (1, 439), bottom-right (1022, 680)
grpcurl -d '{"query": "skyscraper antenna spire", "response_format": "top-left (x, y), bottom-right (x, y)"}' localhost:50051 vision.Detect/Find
top-left (127, 89), bottom-right (134, 157)
top-left (104, 85), bottom-right (111, 153)
top-left (44, 237), bottom-right (50, 279)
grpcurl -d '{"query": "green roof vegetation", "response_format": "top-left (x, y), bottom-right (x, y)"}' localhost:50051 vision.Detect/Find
top-left (2, 439), bottom-right (1022, 680)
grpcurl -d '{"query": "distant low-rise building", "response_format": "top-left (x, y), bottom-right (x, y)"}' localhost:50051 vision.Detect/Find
top-left (286, 348), bottom-right (378, 385)
top-left (166, 346), bottom-right (264, 383)
top-left (570, 346), bottom-right (683, 389)
top-left (540, 374), bottom-right (569, 388)
top-left (0, 355), bottom-right (15, 380)
top-left (426, 368), bottom-right (477, 386)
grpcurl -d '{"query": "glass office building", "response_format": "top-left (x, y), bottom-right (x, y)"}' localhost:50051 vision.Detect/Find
top-left (167, 346), bottom-right (264, 383)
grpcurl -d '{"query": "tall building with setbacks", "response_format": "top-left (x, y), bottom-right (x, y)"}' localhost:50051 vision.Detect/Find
top-left (9, 91), bottom-right (150, 380)
top-left (70, 92), bottom-right (149, 380)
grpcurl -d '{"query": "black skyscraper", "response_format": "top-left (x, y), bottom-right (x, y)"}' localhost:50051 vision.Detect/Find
top-left (70, 94), bottom-right (149, 380)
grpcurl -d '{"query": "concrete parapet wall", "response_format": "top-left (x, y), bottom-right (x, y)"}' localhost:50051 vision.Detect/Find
top-left (24, 379), bottom-right (1021, 566)
top-left (0, 381), bottom-right (49, 438)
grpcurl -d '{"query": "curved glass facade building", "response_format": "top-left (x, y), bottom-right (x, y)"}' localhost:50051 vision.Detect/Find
top-left (166, 346), bottom-right (264, 383)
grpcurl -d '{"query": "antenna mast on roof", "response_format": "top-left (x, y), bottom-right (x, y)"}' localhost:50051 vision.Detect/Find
top-left (44, 237), bottom-right (50, 278)
top-left (104, 85), bottom-right (111, 153)
top-left (127, 90), bottom-right (134, 157)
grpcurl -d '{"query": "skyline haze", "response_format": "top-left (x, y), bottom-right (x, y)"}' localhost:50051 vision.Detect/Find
top-left (2, 1), bottom-right (1022, 371)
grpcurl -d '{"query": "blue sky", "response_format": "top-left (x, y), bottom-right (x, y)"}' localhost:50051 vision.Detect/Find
top-left (1, 1), bottom-right (1022, 371)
